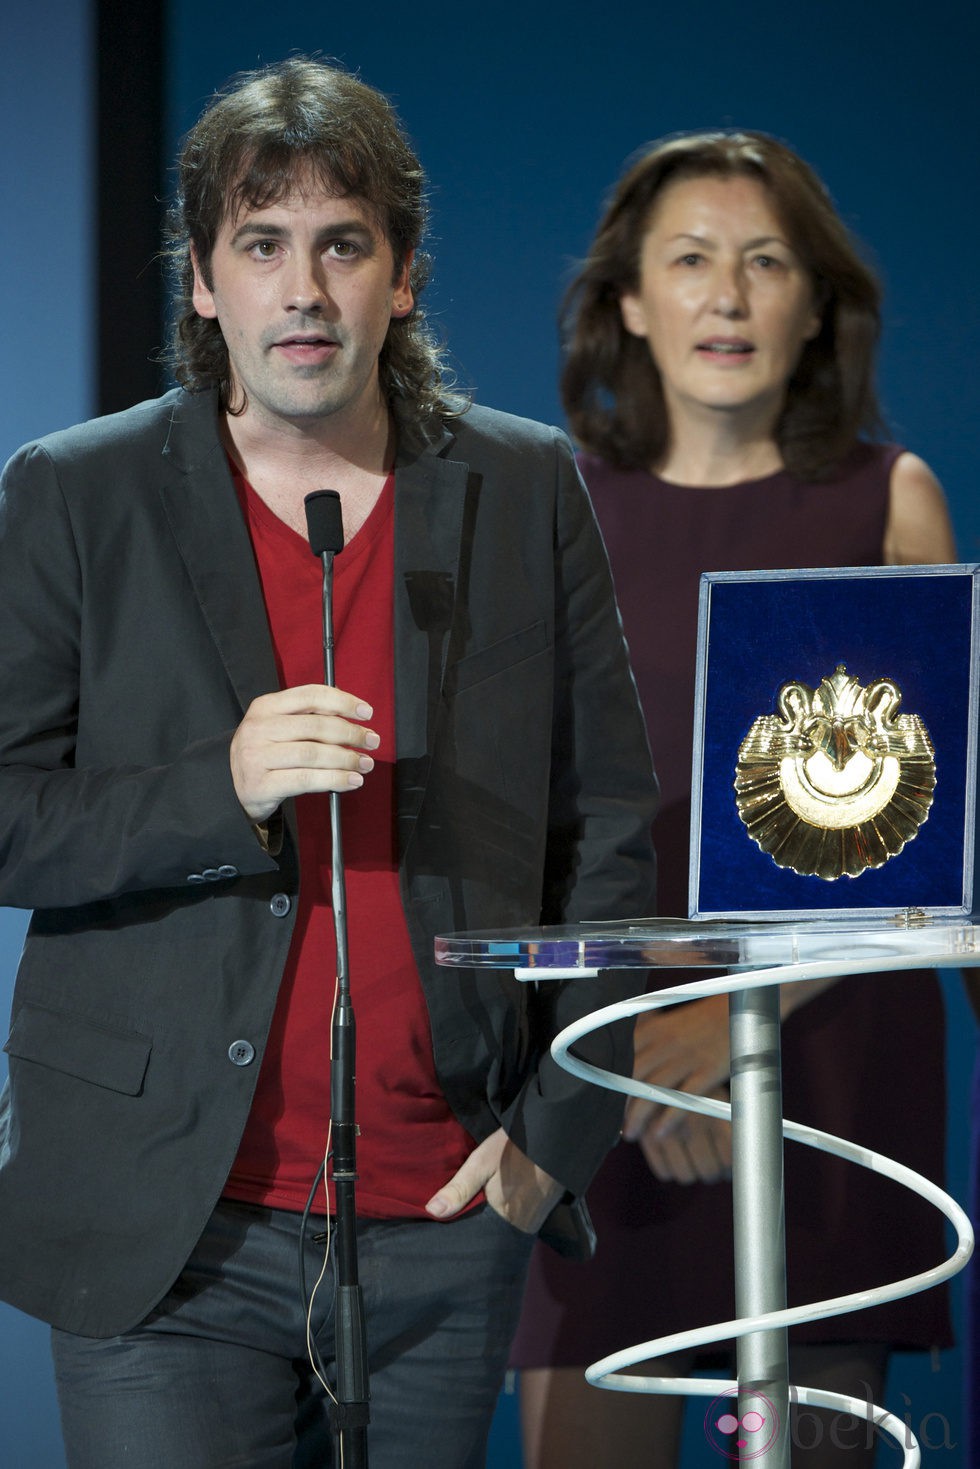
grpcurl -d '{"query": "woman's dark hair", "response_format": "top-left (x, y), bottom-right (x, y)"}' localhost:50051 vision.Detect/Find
top-left (165, 56), bottom-right (462, 421)
top-left (562, 130), bottom-right (884, 477)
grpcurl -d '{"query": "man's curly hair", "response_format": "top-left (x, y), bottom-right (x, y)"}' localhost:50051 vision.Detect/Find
top-left (164, 56), bottom-right (463, 422)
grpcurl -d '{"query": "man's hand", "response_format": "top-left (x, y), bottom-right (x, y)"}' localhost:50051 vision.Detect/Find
top-left (230, 685), bottom-right (380, 822)
top-left (425, 1128), bottom-right (563, 1234)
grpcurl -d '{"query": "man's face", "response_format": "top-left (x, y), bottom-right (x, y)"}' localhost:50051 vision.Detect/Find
top-left (192, 178), bottom-right (414, 436)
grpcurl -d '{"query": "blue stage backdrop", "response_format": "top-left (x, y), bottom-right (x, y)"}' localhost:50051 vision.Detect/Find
top-left (2, 1), bottom-right (977, 1464)
top-left (0, 4), bottom-right (93, 1466)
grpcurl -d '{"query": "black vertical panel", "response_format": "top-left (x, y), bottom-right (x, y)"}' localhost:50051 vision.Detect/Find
top-left (96, 0), bottom-right (167, 414)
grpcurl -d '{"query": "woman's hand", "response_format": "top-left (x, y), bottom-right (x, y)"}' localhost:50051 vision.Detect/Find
top-left (639, 1086), bottom-right (732, 1183)
top-left (626, 981), bottom-right (840, 1184)
top-left (623, 996), bottom-right (731, 1147)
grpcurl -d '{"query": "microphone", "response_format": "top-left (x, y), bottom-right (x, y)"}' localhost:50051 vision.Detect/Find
top-left (303, 486), bottom-right (369, 1450)
top-left (304, 489), bottom-right (344, 556)
top-left (304, 491), bottom-right (344, 691)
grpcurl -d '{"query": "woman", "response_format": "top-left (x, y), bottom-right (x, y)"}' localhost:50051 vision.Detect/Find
top-left (511, 131), bottom-right (957, 1469)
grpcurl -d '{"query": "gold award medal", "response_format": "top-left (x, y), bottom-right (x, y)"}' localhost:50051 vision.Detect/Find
top-left (734, 665), bottom-right (936, 880)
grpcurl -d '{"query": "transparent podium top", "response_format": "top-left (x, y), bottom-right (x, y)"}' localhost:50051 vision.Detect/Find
top-left (434, 915), bottom-right (980, 971)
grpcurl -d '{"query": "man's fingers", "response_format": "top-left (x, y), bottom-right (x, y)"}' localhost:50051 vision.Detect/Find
top-left (248, 684), bottom-right (375, 721)
top-left (240, 722), bottom-right (380, 762)
top-left (425, 1129), bottom-right (506, 1219)
top-left (230, 685), bottom-right (381, 821)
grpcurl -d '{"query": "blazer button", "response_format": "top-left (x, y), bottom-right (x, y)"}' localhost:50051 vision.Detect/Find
top-left (202, 868), bottom-right (221, 882)
top-left (186, 873), bottom-right (205, 884)
top-left (228, 1040), bottom-right (255, 1066)
top-left (217, 865), bottom-right (239, 879)
top-left (269, 893), bottom-right (292, 917)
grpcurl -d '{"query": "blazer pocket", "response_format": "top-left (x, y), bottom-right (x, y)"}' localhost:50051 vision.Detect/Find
top-left (4, 1001), bottom-right (152, 1096)
top-left (452, 620), bottom-right (550, 694)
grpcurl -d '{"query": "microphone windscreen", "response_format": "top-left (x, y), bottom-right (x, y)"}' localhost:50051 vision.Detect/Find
top-left (304, 490), bottom-right (345, 556)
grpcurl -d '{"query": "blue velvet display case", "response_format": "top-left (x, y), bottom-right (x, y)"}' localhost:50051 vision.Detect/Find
top-left (689, 565), bottom-right (980, 920)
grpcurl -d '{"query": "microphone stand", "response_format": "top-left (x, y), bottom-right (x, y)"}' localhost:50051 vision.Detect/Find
top-left (305, 491), bottom-right (370, 1467)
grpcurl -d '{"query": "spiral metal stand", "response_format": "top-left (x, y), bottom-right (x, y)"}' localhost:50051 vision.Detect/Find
top-left (436, 917), bottom-right (980, 1467)
top-left (552, 952), bottom-right (976, 1468)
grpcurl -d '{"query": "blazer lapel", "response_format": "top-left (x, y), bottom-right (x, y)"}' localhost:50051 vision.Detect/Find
top-left (393, 421), bottom-right (469, 842)
top-left (155, 391), bottom-right (470, 852)
top-left (157, 390), bottom-right (281, 714)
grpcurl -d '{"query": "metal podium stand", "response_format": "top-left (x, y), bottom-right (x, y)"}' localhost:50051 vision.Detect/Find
top-left (435, 917), bottom-right (980, 1467)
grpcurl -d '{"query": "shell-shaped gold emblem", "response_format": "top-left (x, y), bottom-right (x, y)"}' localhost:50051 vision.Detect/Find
top-left (734, 665), bottom-right (936, 879)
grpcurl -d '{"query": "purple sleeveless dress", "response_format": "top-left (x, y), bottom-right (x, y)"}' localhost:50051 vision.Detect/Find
top-left (511, 443), bottom-right (951, 1364)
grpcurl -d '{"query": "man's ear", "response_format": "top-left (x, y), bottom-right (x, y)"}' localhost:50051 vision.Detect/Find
top-left (391, 248), bottom-right (415, 319)
top-left (190, 245), bottom-right (218, 320)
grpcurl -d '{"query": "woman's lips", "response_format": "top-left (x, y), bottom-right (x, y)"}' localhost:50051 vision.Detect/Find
top-left (696, 338), bottom-right (755, 362)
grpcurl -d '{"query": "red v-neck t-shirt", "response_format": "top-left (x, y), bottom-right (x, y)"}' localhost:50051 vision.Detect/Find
top-left (224, 469), bottom-right (474, 1216)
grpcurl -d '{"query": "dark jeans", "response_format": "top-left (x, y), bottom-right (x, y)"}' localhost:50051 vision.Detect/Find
top-left (52, 1197), bottom-right (534, 1469)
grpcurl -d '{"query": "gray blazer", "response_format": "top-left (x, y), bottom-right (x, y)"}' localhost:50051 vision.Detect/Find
top-left (0, 387), bottom-right (657, 1336)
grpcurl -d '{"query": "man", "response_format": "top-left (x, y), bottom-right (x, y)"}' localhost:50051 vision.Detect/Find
top-left (0, 58), bottom-right (657, 1468)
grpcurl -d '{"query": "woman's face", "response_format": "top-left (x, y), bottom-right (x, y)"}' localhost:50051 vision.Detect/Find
top-left (619, 173), bottom-right (822, 431)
